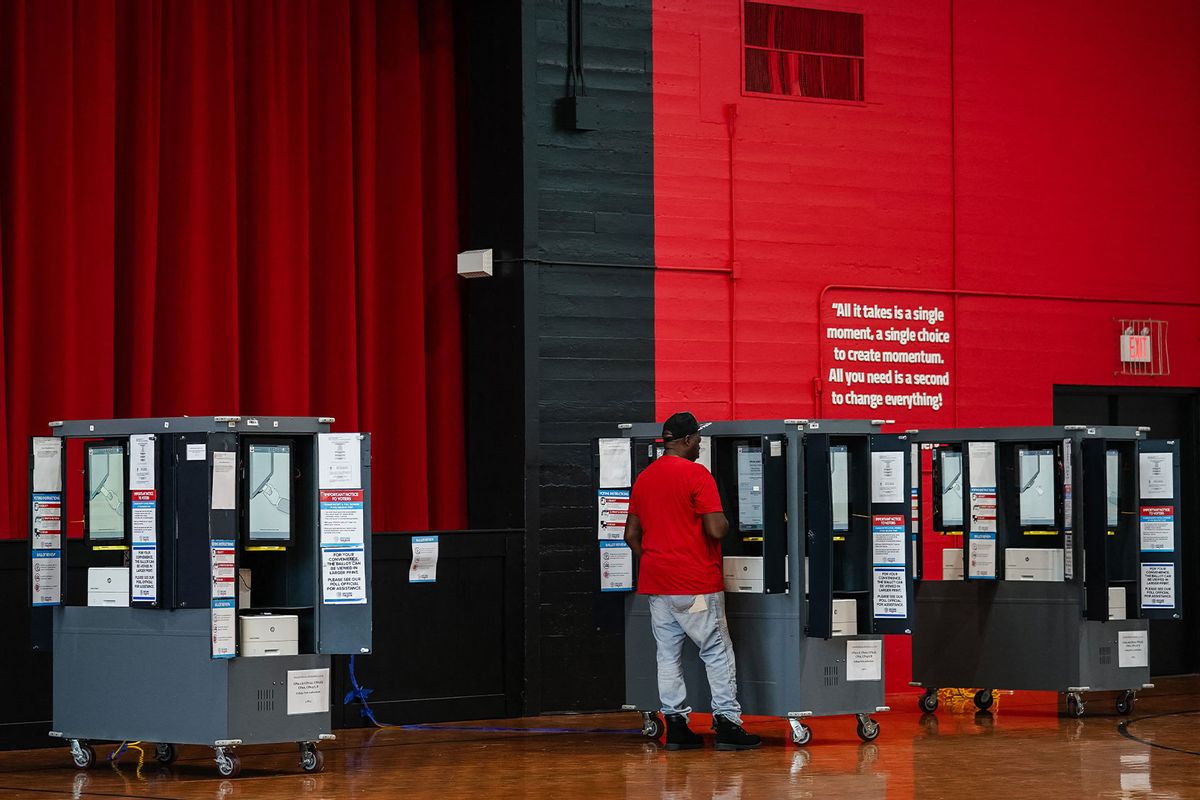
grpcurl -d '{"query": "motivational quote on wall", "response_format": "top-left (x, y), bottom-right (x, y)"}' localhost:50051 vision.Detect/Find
top-left (822, 292), bottom-right (955, 422)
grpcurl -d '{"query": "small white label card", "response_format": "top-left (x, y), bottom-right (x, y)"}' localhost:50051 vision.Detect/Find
top-left (186, 443), bottom-right (207, 461)
top-left (846, 639), bottom-right (883, 682)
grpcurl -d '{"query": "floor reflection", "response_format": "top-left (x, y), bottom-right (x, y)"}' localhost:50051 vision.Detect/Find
top-left (0, 681), bottom-right (1194, 800)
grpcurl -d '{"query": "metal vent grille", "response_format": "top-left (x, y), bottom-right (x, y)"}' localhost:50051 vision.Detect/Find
top-left (1099, 646), bottom-right (1112, 666)
top-left (256, 688), bottom-right (276, 712)
top-left (744, 3), bottom-right (865, 101)
top-left (824, 665), bottom-right (840, 686)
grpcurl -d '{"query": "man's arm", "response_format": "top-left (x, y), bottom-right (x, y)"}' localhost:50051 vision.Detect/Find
top-left (624, 512), bottom-right (644, 557)
top-left (701, 511), bottom-right (729, 540)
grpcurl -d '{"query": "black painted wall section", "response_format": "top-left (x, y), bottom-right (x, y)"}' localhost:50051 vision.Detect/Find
top-left (526, 0), bottom-right (655, 713)
top-left (458, 0), bottom-right (526, 532)
top-left (459, 0), bottom-right (654, 714)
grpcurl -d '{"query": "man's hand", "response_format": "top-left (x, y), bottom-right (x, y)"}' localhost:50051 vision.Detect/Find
top-left (624, 513), bottom-right (644, 557)
top-left (701, 511), bottom-right (729, 540)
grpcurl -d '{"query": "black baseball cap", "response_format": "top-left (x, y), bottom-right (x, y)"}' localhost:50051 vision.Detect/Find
top-left (662, 411), bottom-right (709, 442)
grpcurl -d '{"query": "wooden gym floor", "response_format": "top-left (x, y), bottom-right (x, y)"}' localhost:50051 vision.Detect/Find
top-left (0, 679), bottom-right (1196, 799)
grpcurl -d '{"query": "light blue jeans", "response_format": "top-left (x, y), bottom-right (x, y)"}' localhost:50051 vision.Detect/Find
top-left (648, 592), bottom-right (742, 725)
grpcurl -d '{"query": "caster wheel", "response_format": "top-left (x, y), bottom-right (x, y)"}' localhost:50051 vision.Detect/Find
top-left (919, 691), bottom-right (939, 713)
top-left (216, 753), bottom-right (241, 778)
top-left (973, 689), bottom-right (994, 711)
top-left (155, 743), bottom-right (177, 765)
top-left (1066, 694), bottom-right (1085, 718)
top-left (790, 723), bottom-right (812, 746)
top-left (856, 716), bottom-right (880, 743)
top-left (1116, 691), bottom-right (1135, 716)
top-left (643, 714), bottom-right (664, 740)
top-left (300, 747), bottom-right (324, 773)
top-left (71, 742), bottom-right (95, 770)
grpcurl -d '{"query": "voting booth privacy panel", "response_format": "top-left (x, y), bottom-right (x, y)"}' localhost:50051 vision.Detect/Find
top-left (599, 420), bottom-right (915, 746)
top-left (912, 425), bottom-right (1181, 716)
top-left (29, 417), bottom-right (371, 777)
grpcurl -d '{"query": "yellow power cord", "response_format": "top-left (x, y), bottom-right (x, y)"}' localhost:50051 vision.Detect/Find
top-left (110, 741), bottom-right (146, 780)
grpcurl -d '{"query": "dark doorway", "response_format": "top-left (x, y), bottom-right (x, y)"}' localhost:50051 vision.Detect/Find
top-left (1054, 387), bottom-right (1200, 676)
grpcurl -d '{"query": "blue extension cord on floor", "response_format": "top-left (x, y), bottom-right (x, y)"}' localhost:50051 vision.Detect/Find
top-left (344, 656), bottom-right (637, 734)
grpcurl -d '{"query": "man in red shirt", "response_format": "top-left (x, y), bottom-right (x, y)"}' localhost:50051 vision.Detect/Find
top-left (624, 412), bottom-right (761, 751)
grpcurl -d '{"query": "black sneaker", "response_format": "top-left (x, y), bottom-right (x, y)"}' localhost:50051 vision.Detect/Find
top-left (664, 713), bottom-right (704, 750)
top-left (713, 714), bottom-right (761, 750)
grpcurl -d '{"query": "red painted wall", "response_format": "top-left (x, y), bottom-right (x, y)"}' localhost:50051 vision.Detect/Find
top-left (652, 0), bottom-right (1200, 692)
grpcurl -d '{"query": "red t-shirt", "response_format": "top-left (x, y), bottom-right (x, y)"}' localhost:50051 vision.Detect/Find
top-left (628, 455), bottom-right (725, 595)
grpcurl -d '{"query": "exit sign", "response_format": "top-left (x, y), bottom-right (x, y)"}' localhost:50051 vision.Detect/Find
top-left (1120, 334), bottom-right (1152, 363)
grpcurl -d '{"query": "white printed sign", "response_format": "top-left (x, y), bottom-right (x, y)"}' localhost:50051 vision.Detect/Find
top-left (211, 451), bottom-right (237, 510)
top-left (1062, 438), bottom-right (1073, 530)
top-left (211, 599), bottom-right (236, 658)
top-left (410, 536), bottom-right (439, 583)
top-left (129, 434), bottom-right (155, 491)
top-left (967, 532), bottom-right (996, 579)
top-left (871, 515), bottom-right (906, 566)
top-left (871, 451), bottom-right (904, 504)
top-left (288, 668), bottom-right (330, 715)
top-left (131, 490), bottom-right (157, 544)
top-left (600, 541), bottom-right (634, 592)
top-left (1139, 506), bottom-right (1174, 553)
top-left (132, 544), bottom-right (157, 603)
top-left (597, 489), bottom-right (630, 540)
top-left (32, 437), bottom-right (63, 492)
top-left (967, 442), bottom-right (997, 533)
top-left (1138, 452), bottom-right (1173, 499)
top-left (318, 433), bottom-right (362, 489)
top-left (1118, 630), bottom-right (1148, 668)
top-left (598, 438), bottom-right (632, 489)
top-left (31, 550), bottom-right (61, 606)
top-left (872, 566), bottom-right (907, 618)
top-left (323, 546), bottom-right (367, 603)
top-left (846, 639), bottom-right (883, 682)
top-left (32, 493), bottom-right (62, 549)
top-left (320, 490), bottom-right (365, 546)
top-left (1141, 562), bottom-right (1176, 609)
top-left (211, 539), bottom-right (237, 599)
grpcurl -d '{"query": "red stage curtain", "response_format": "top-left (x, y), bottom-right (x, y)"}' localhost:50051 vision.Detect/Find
top-left (0, 0), bottom-right (466, 536)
